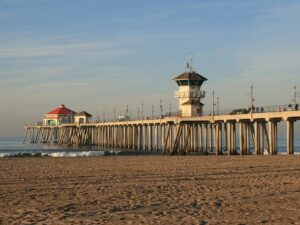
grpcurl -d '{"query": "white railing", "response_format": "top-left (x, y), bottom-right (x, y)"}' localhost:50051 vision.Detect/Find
top-left (174, 90), bottom-right (206, 98)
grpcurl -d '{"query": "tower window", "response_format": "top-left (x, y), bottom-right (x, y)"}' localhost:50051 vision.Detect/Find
top-left (180, 80), bottom-right (189, 86)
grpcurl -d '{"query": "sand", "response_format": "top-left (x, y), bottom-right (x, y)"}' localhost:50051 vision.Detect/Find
top-left (0, 155), bottom-right (299, 225)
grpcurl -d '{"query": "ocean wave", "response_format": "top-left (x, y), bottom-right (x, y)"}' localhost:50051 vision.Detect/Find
top-left (0, 150), bottom-right (298, 157)
top-left (48, 151), bottom-right (106, 157)
top-left (0, 150), bottom-right (120, 158)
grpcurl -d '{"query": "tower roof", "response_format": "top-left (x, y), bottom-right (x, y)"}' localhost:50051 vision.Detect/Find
top-left (47, 104), bottom-right (76, 115)
top-left (173, 71), bottom-right (207, 81)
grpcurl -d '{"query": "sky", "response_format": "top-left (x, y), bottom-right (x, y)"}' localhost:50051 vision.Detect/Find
top-left (0, 0), bottom-right (300, 137)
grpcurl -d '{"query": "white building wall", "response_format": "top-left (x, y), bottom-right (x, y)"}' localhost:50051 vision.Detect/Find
top-left (175, 85), bottom-right (204, 117)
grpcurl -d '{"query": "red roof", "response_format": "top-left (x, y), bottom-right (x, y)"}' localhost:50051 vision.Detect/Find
top-left (47, 104), bottom-right (76, 115)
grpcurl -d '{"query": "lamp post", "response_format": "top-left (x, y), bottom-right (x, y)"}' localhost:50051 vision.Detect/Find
top-left (151, 105), bottom-right (154, 119)
top-left (293, 85), bottom-right (298, 105)
top-left (113, 106), bottom-right (116, 122)
top-left (160, 99), bottom-right (163, 118)
top-left (141, 101), bottom-right (144, 120)
top-left (102, 109), bottom-right (105, 122)
top-left (250, 84), bottom-right (255, 114)
top-left (212, 90), bottom-right (215, 116)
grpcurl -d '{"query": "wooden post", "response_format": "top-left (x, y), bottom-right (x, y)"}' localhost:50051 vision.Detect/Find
top-left (168, 124), bottom-right (173, 154)
top-left (232, 123), bottom-right (236, 154)
top-left (254, 122), bottom-right (260, 155)
top-left (286, 120), bottom-right (294, 154)
top-left (239, 122), bottom-right (243, 155)
top-left (149, 125), bottom-right (153, 152)
top-left (193, 124), bottom-right (198, 152)
top-left (224, 122), bottom-right (228, 153)
top-left (199, 124), bottom-right (203, 152)
top-left (268, 121), bottom-right (274, 155)
top-left (219, 123), bottom-right (223, 154)
top-left (161, 124), bottom-right (165, 154)
top-left (204, 124), bottom-right (208, 153)
top-left (214, 123), bottom-right (218, 155)
top-left (155, 125), bottom-right (158, 152)
top-left (143, 125), bottom-right (147, 151)
top-left (274, 122), bottom-right (278, 155)
top-left (246, 123), bottom-right (251, 155)
top-left (227, 123), bottom-right (231, 155)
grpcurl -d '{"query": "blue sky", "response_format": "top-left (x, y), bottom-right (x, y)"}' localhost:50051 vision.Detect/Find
top-left (0, 0), bottom-right (300, 136)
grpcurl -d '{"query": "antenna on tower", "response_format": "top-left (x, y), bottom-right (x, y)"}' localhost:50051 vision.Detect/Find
top-left (190, 52), bottom-right (193, 72)
top-left (185, 52), bottom-right (194, 72)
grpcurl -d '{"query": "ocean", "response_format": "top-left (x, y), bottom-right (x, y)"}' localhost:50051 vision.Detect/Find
top-left (0, 137), bottom-right (299, 157)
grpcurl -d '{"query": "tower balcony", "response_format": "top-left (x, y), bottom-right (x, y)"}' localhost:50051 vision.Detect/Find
top-left (174, 90), bottom-right (206, 98)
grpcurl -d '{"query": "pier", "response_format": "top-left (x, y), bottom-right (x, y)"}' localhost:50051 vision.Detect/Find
top-left (24, 109), bottom-right (300, 155)
top-left (23, 66), bottom-right (299, 155)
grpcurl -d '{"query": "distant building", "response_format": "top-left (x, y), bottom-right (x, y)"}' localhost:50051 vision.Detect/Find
top-left (43, 104), bottom-right (92, 126)
top-left (174, 68), bottom-right (207, 117)
top-left (75, 111), bottom-right (92, 123)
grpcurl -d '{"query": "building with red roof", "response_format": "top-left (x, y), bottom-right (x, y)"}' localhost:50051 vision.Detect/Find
top-left (43, 104), bottom-right (77, 126)
top-left (43, 104), bottom-right (93, 126)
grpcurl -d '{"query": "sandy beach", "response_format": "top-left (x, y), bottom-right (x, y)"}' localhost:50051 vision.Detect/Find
top-left (0, 155), bottom-right (299, 225)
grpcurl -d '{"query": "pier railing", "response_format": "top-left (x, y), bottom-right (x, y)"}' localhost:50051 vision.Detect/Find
top-left (28, 104), bottom-right (299, 126)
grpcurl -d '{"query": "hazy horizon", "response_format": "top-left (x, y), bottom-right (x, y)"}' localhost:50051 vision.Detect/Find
top-left (0, 0), bottom-right (300, 137)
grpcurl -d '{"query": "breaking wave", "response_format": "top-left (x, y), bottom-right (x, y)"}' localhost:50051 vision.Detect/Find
top-left (0, 150), bottom-right (115, 158)
top-left (0, 149), bottom-right (155, 158)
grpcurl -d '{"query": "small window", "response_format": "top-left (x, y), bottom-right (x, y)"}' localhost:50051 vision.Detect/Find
top-left (181, 80), bottom-right (189, 86)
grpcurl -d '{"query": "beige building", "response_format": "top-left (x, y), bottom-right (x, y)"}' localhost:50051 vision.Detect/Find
top-left (75, 111), bottom-right (92, 124)
top-left (174, 70), bottom-right (207, 117)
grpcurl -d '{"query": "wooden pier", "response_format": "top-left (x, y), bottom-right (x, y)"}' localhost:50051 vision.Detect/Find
top-left (24, 110), bottom-right (300, 155)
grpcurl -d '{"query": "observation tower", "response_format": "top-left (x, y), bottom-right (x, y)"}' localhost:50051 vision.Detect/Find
top-left (173, 62), bottom-right (207, 116)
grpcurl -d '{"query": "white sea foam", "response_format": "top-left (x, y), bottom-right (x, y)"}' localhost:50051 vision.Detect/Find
top-left (0, 150), bottom-right (109, 157)
top-left (263, 148), bottom-right (269, 155)
top-left (48, 151), bottom-right (105, 157)
top-left (0, 153), bottom-right (11, 157)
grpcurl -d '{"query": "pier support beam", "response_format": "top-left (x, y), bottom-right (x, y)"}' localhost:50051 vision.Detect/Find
top-left (203, 124), bottom-right (208, 153)
top-left (286, 120), bottom-right (294, 154)
top-left (268, 121), bottom-right (278, 155)
top-left (239, 122), bottom-right (244, 155)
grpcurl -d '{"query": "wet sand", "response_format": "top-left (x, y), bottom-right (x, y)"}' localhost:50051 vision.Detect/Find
top-left (0, 155), bottom-right (299, 225)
